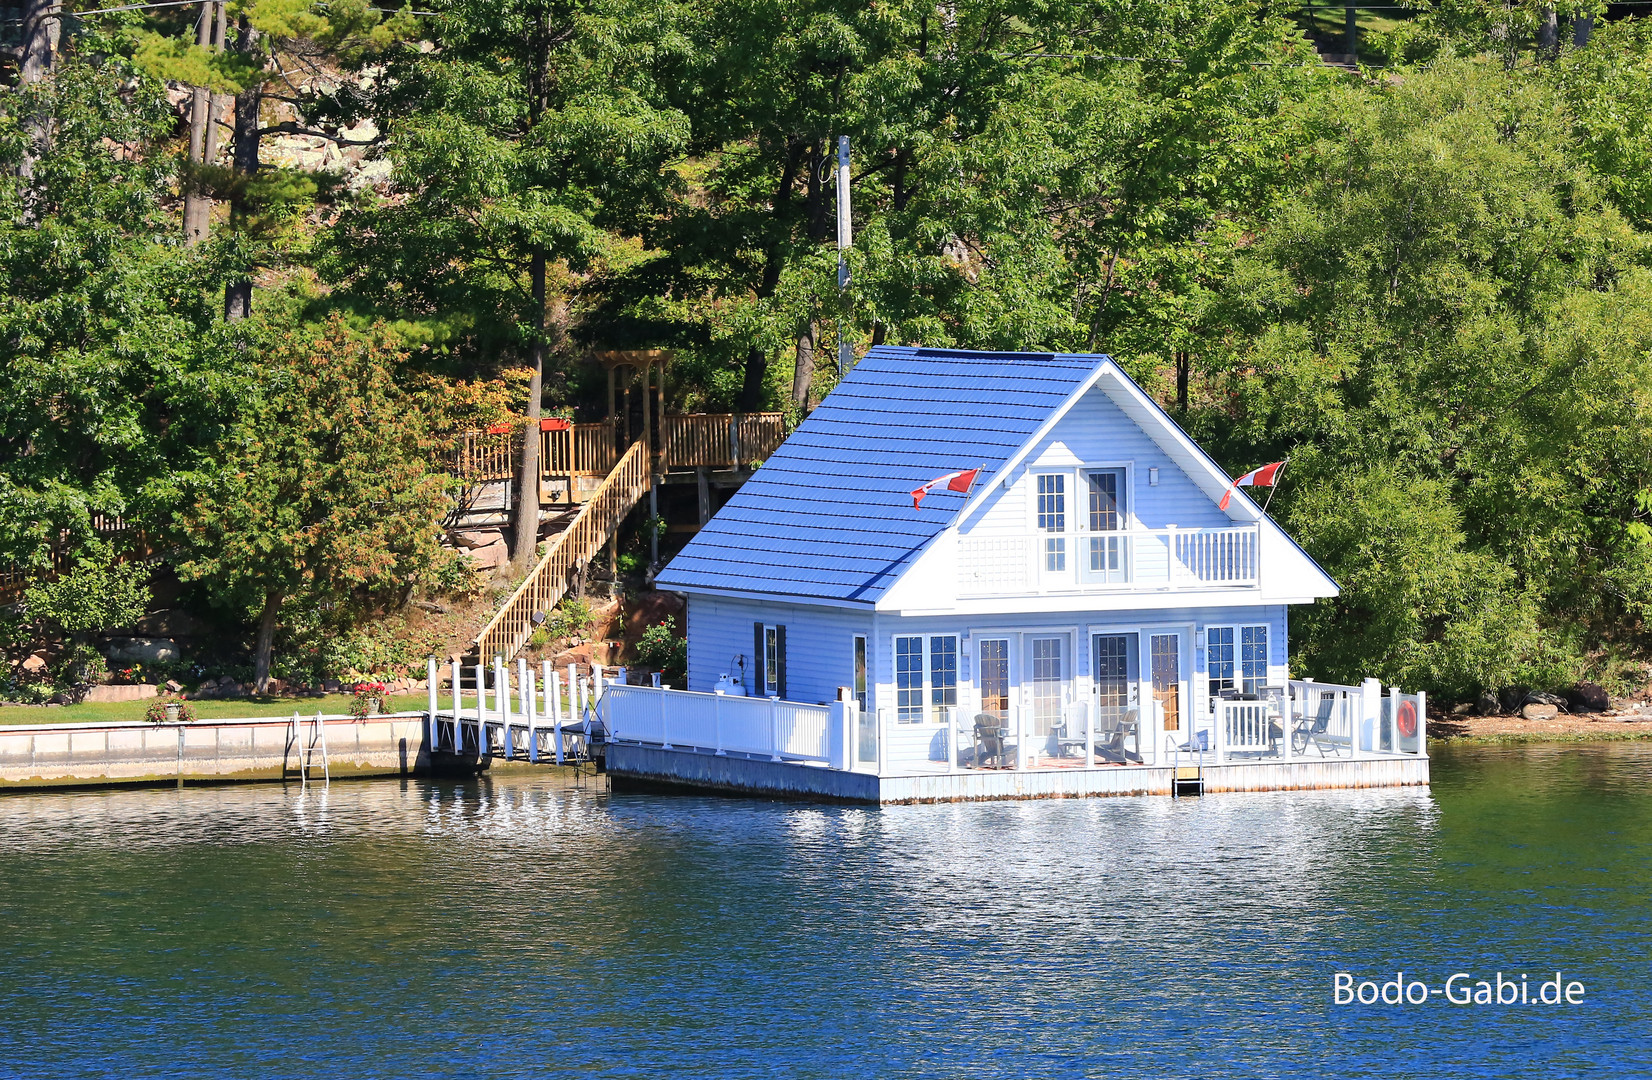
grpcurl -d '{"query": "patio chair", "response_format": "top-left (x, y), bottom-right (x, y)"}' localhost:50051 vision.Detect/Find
top-left (1095, 708), bottom-right (1142, 764)
top-left (1292, 694), bottom-right (1351, 757)
top-left (973, 712), bottom-right (1014, 768)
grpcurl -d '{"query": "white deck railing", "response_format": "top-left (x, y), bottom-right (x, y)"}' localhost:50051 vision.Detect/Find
top-left (602, 683), bottom-right (832, 763)
top-left (958, 524), bottom-right (1261, 596)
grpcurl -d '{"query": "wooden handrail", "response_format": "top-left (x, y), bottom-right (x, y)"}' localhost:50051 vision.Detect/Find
top-left (663, 412), bottom-right (786, 468)
top-left (471, 439), bottom-right (652, 662)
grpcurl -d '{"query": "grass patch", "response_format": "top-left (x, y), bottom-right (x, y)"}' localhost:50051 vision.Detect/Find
top-left (0, 693), bottom-right (433, 726)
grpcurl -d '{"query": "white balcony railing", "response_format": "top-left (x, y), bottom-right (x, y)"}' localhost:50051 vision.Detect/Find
top-left (958, 524), bottom-right (1261, 596)
top-left (602, 683), bottom-right (832, 763)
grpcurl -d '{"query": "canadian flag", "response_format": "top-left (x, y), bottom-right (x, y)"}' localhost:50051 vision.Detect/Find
top-left (1218, 461), bottom-right (1286, 511)
top-left (911, 468), bottom-right (981, 510)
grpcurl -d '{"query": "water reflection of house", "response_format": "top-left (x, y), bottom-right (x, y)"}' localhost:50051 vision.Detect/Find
top-left (602, 346), bottom-right (1428, 802)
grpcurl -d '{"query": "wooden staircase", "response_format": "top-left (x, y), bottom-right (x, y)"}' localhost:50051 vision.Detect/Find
top-left (468, 439), bottom-right (653, 663)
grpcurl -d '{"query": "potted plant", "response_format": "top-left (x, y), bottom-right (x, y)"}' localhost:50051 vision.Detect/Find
top-left (350, 681), bottom-right (388, 720)
top-left (145, 697), bottom-right (196, 724)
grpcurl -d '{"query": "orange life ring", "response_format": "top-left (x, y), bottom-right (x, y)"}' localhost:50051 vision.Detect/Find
top-left (1396, 699), bottom-right (1418, 739)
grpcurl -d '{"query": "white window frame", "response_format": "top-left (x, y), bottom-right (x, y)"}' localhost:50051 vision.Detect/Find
top-left (762, 624), bottom-right (781, 697)
top-left (1206, 623), bottom-right (1270, 703)
top-left (890, 633), bottom-right (960, 725)
top-left (852, 634), bottom-right (868, 713)
top-left (1029, 463), bottom-right (1135, 588)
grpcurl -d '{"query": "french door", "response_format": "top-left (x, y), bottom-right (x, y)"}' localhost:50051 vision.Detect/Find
top-left (1028, 636), bottom-right (1067, 738)
top-left (1149, 632), bottom-right (1184, 732)
top-left (1092, 634), bottom-right (1139, 727)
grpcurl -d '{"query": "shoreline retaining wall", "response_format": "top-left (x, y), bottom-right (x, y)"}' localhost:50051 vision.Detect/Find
top-left (0, 714), bottom-right (432, 790)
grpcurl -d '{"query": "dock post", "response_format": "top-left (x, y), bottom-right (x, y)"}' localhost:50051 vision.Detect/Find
top-left (450, 655), bottom-right (461, 754)
top-left (659, 682), bottom-right (672, 749)
top-left (713, 690), bottom-right (725, 755)
top-left (427, 657), bottom-right (438, 750)
top-left (567, 663), bottom-right (579, 730)
top-left (494, 656), bottom-right (508, 756)
top-left (475, 660), bottom-right (485, 753)
top-left (548, 665), bottom-right (565, 765)
top-left (520, 658), bottom-right (534, 761)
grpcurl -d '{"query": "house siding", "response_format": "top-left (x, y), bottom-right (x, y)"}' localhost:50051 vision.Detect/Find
top-left (961, 383), bottom-right (1229, 541)
top-left (686, 595), bottom-right (873, 705)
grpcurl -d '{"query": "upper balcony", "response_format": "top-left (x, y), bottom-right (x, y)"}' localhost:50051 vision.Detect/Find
top-left (956, 523), bottom-right (1261, 597)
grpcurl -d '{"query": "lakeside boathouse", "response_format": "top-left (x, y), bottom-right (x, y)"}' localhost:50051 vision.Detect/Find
top-left (601, 346), bottom-right (1429, 802)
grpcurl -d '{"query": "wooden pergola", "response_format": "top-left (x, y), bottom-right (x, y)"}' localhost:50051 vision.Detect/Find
top-left (594, 348), bottom-right (671, 465)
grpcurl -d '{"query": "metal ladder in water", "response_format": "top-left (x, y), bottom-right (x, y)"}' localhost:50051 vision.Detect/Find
top-left (291, 711), bottom-right (330, 786)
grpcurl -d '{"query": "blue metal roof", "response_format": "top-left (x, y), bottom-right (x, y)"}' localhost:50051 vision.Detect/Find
top-left (656, 346), bottom-right (1105, 604)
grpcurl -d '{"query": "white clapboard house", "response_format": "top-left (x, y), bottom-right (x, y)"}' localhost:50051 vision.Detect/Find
top-left (600, 346), bottom-right (1428, 802)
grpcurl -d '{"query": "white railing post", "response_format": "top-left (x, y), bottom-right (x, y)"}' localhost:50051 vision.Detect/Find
top-left (1388, 685), bottom-right (1401, 754)
top-left (494, 655), bottom-right (507, 756)
top-left (876, 707), bottom-right (888, 776)
top-left (449, 655), bottom-right (461, 754)
top-left (1416, 690), bottom-right (1428, 756)
top-left (769, 695), bottom-right (783, 761)
top-left (713, 690), bottom-right (726, 755)
top-left (1084, 698), bottom-right (1094, 768)
top-left (548, 666), bottom-right (564, 765)
top-left (426, 657), bottom-right (438, 749)
top-left (1166, 524), bottom-right (1179, 588)
top-left (659, 683), bottom-right (672, 749)
top-left (1360, 677), bottom-right (1382, 755)
top-left (515, 657), bottom-right (530, 759)
top-left (1280, 686), bottom-right (1294, 762)
top-left (525, 663), bottom-right (539, 763)
top-left (1212, 699), bottom-right (1226, 764)
top-left (473, 660), bottom-right (486, 753)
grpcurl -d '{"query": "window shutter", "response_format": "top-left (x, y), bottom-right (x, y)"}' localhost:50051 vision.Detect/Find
top-left (753, 622), bottom-right (764, 693)
top-left (776, 625), bottom-right (787, 700)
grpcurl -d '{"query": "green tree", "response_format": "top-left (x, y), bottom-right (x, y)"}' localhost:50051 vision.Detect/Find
top-left (1210, 60), bottom-right (1652, 697)
top-left (321, 0), bottom-right (689, 567)
top-left (176, 325), bottom-right (454, 692)
top-left (598, 0), bottom-right (1324, 415)
top-left (0, 54), bottom-right (245, 572)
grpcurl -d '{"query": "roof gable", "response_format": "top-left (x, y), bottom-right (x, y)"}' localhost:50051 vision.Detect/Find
top-left (655, 347), bottom-right (1103, 603)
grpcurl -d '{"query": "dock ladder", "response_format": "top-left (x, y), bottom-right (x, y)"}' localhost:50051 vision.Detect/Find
top-left (290, 711), bottom-right (330, 786)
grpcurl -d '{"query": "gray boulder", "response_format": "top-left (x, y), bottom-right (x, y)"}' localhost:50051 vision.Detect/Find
top-left (106, 637), bottom-right (180, 665)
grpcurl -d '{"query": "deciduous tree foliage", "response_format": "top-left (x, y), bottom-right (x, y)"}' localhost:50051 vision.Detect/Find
top-left (1204, 61), bottom-right (1652, 694)
top-left (0, 56), bottom-right (244, 568)
top-left (175, 326), bottom-right (453, 691)
top-left (9, 5), bottom-right (1652, 699)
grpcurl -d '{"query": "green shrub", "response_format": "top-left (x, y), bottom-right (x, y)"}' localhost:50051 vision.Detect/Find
top-left (54, 641), bottom-right (108, 686)
top-left (24, 558), bottom-right (150, 635)
top-left (550, 597), bottom-right (595, 641)
top-left (635, 616), bottom-right (687, 681)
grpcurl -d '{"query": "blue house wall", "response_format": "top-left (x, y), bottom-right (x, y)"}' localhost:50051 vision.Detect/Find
top-left (685, 595), bottom-right (872, 704)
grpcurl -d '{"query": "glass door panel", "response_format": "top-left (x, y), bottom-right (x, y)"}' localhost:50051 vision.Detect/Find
top-left (1150, 633), bottom-right (1182, 732)
top-left (1029, 636), bottom-right (1066, 738)
top-left (978, 639), bottom-right (1010, 721)
top-left (1082, 470), bottom-right (1129, 585)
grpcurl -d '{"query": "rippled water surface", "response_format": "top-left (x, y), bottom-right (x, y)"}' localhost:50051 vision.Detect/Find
top-left (1, 743), bottom-right (1649, 1078)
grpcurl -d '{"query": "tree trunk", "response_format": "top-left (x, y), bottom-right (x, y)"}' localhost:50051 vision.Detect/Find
top-left (18, 0), bottom-right (60, 187)
top-left (185, 2), bottom-right (225, 243)
top-left (791, 322), bottom-right (817, 411)
top-left (1175, 350), bottom-right (1190, 413)
top-left (1538, 6), bottom-right (1558, 60)
top-left (224, 16), bottom-right (260, 321)
top-left (738, 140), bottom-right (806, 411)
top-left (253, 588), bottom-right (282, 694)
top-left (514, 247), bottom-right (546, 570)
top-left (1573, 13), bottom-right (1594, 49)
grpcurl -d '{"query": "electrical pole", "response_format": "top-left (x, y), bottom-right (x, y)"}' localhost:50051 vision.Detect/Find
top-left (835, 135), bottom-right (853, 374)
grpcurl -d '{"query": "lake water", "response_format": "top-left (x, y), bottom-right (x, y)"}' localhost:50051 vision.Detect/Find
top-left (0, 743), bottom-right (1648, 1078)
